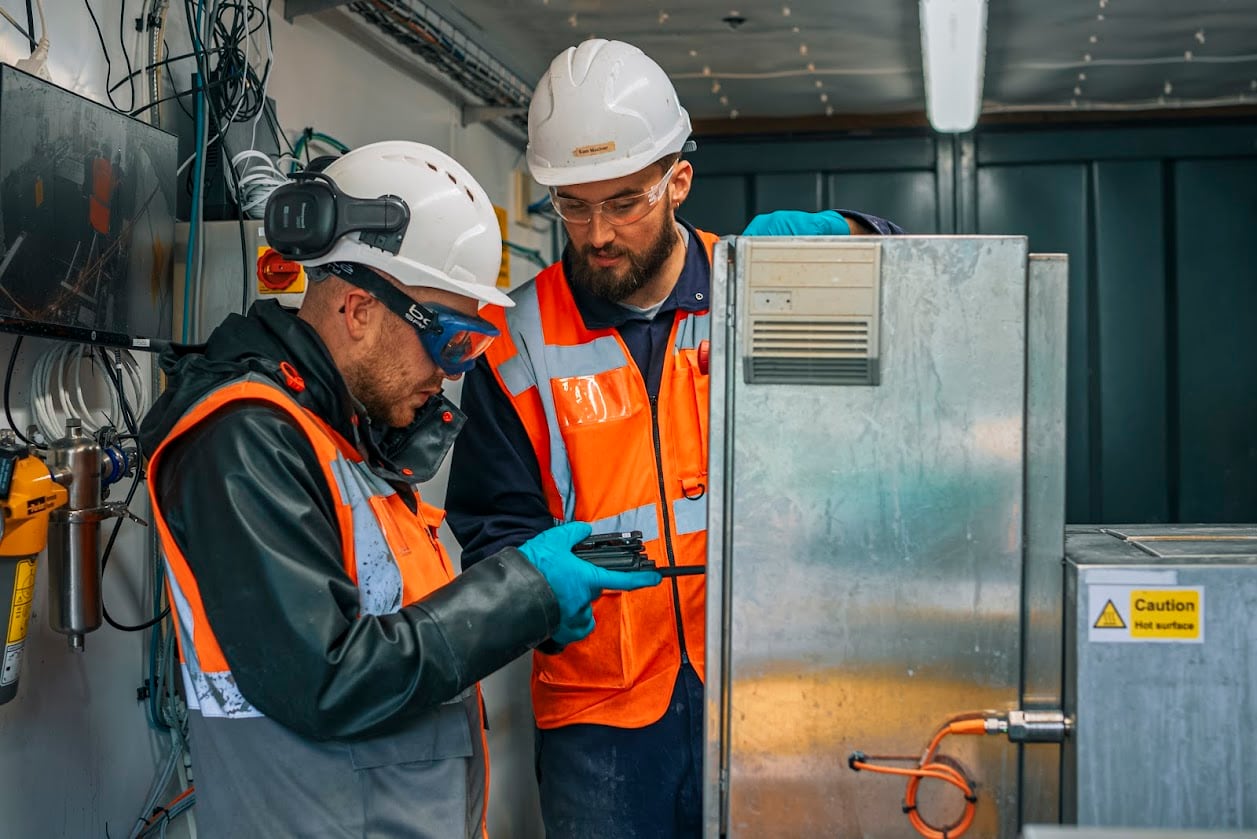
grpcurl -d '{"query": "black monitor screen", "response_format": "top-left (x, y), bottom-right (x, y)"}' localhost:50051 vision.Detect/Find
top-left (0, 64), bottom-right (177, 349)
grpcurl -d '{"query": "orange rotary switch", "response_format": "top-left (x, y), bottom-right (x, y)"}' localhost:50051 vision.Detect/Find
top-left (257, 248), bottom-right (304, 292)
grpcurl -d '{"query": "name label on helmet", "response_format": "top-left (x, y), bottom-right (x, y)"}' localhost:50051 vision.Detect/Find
top-left (572, 141), bottom-right (617, 158)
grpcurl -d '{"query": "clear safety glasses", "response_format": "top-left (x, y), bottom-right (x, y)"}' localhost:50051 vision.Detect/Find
top-left (549, 162), bottom-right (677, 226)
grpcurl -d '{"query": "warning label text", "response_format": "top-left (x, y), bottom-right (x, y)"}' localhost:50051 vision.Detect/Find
top-left (1130, 589), bottom-right (1200, 639)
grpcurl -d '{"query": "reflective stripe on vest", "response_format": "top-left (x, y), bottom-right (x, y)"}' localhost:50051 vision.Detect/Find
top-left (148, 374), bottom-right (455, 719)
top-left (483, 229), bottom-right (720, 729)
top-left (500, 303), bottom-right (706, 530)
top-left (496, 273), bottom-right (714, 529)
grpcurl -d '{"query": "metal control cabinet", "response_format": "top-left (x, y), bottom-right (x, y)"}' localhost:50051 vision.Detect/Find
top-left (173, 220), bottom-right (306, 342)
top-left (1064, 526), bottom-right (1257, 829)
top-left (705, 237), bottom-right (1069, 838)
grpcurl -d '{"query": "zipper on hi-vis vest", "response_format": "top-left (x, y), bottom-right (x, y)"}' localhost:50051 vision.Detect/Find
top-left (650, 394), bottom-right (690, 666)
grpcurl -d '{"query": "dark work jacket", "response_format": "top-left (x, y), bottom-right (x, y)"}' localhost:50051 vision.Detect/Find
top-left (140, 301), bottom-right (561, 836)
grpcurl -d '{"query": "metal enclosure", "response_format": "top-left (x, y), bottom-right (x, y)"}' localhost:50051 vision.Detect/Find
top-left (705, 236), bottom-right (1068, 838)
top-left (173, 220), bottom-right (307, 342)
top-left (1064, 525), bottom-right (1257, 829)
top-left (46, 421), bottom-right (104, 650)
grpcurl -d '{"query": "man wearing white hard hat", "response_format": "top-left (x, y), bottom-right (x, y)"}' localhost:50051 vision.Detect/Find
top-left (139, 140), bottom-right (661, 838)
top-left (447, 41), bottom-right (902, 837)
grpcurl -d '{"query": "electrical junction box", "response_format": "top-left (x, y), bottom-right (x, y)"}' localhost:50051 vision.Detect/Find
top-left (1064, 525), bottom-right (1257, 830)
top-left (173, 220), bottom-right (305, 342)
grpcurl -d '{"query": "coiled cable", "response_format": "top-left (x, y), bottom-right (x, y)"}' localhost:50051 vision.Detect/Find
top-left (28, 344), bottom-right (147, 442)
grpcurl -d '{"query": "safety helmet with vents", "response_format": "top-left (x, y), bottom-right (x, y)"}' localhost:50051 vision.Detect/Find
top-left (299, 141), bottom-right (512, 308)
top-left (526, 39), bottom-right (692, 187)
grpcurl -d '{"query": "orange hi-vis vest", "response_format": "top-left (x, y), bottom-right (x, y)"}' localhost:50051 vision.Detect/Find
top-left (147, 373), bottom-right (463, 721)
top-left (482, 229), bottom-right (720, 729)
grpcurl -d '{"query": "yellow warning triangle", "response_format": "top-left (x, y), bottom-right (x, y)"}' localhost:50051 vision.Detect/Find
top-left (1094, 599), bottom-right (1126, 629)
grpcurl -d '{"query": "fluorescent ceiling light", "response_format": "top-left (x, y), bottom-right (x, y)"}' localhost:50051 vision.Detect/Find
top-left (919, 0), bottom-right (988, 132)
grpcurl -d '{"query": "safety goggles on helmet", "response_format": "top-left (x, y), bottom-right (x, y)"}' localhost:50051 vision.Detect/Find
top-left (317, 262), bottom-right (499, 375)
top-left (548, 161), bottom-right (677, 226)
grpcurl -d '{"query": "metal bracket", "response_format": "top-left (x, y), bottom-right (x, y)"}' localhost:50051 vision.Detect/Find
top-left (461, 105), bottom-right (526, 127)
top-left (51, 502), bottom-right (130, 525)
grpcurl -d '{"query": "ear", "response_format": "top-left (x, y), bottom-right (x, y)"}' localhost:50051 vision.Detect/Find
top-left (669, 160), bottom-right (694, 209)
top-left (340, 288), bottom-right (379, 341)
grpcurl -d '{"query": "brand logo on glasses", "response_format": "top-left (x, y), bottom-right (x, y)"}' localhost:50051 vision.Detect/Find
top-left (406, 304), bottom-right (432, 330)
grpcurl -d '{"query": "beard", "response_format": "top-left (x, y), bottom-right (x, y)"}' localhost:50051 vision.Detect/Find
top-left (343, 356), bottom-right (407, 427)
top-left (342, 324), bottom-right (444, 428)
top-left (567, 210), bottom-right (679, 303)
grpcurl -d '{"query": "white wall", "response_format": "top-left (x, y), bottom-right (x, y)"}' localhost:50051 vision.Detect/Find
top-left (1, 2), bottom-right (549, 835)
top-left (0, 334), bottom-right (168, 838)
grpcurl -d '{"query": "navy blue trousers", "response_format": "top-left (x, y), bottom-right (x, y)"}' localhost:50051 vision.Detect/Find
top-left (535, 664), bottom-right (705, 839)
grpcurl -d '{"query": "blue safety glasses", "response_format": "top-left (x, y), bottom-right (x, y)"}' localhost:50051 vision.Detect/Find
top-left (397, 299), bottom-right (498, 375)
top-left (318, 262), bottom-right (499, 375)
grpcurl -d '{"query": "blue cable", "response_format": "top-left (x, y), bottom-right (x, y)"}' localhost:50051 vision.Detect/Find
top-left (182, 0), bottom-right (205, 343)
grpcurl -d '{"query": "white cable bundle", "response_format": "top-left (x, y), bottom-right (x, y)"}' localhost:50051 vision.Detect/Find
top-left (231, 149), bottom-right (290, 218)
top-left (28, 344), bottom-right (147, 442)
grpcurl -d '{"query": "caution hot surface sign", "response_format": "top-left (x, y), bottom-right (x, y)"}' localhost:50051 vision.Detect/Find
top-left (1087, 585), bottom-right (1204, 644)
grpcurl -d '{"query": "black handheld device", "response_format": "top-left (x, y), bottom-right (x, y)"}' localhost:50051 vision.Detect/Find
top-left (572, 531), bottom-right (706, 577)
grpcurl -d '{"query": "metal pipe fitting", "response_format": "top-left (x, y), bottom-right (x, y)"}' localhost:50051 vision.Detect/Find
top-left (990, 710), bottom-right (1073, 743)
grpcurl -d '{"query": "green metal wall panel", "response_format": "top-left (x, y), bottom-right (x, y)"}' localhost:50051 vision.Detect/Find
top-left (977, 164), bottom-right (1094, 523)
top-left (1173, 158), bottom-right (1257, 522)
top-left (827, 170), bottom-right (940, 233)
top-left (978, 124), bottom-right (1257, 165)
top-left (682, 173), bottom-right (749, 236)
top-left (692, 135), bottom-right (937, 175)
top-left (753, 172), bottom-right (823, 214)
top-left (1092, 162), bottom-right (1171, 522)
top-left (684, 123), bottom-right (1257, 523)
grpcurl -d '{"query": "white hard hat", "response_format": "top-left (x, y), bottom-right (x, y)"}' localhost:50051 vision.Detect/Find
top-left (526, 39), bottom-right (692, 187)
top-left (303, 141), bottom-right (511, 308)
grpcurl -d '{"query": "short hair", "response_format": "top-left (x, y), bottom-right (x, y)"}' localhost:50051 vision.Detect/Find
top-left (304, 264), bottom-right (336, 283)
top-left (654, 152), bottom-right (682, 175)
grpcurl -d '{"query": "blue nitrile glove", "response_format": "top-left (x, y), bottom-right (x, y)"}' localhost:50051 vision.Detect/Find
top-left (741, 209), bottom-right (851, 237)
top-left (518, 521), bottom-right (662, 645)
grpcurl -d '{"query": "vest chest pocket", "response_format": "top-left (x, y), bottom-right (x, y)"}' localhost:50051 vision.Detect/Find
top-left (535, 591), bottom-right (632, 689)
top-left (552, 366), bottom-right (640, 429)
top-left (667, 348), bottom-right (710, 499)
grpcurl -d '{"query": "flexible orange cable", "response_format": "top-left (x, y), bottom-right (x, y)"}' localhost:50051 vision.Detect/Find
top-left (143, 785), bottom-right (196, 827)
top-left (850, 718), bottom-right (990, 839)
